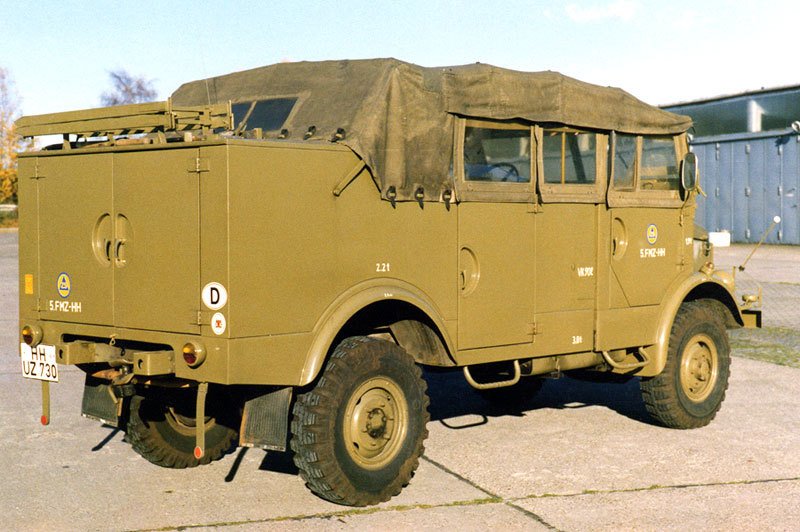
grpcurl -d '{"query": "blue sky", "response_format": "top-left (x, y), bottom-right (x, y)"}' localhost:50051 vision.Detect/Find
top-left (2, 0), bottom-right (799, 116)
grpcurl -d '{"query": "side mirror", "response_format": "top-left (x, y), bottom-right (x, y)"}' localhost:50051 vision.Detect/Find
top-left (680, 152), bottom-right (698, 192)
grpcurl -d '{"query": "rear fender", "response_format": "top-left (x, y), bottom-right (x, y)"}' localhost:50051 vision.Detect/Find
top-left (299, 279), bottom-right (454, 386)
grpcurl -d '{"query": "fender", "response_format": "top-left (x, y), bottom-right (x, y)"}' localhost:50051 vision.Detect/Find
top-left (298, 278), bottom-right (455, 386)
top-left (636, 269), bottom-right (742, 378)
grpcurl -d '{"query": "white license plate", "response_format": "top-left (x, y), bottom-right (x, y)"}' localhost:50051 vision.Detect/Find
top-left (20, 343), bottom-right (59, 382)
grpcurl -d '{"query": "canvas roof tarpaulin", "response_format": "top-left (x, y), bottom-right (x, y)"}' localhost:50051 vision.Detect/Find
top-left (171, 58), bottom-right (691, 202)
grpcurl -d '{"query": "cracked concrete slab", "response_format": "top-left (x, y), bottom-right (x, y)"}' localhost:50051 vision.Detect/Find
top-left (2, 233), bottom-right (799, 531)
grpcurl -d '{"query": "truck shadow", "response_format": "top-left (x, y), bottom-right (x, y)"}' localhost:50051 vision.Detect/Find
top-left (423, 368), bottom-right (652, 427)
top-left (233, 368), bottom-right (654, 480)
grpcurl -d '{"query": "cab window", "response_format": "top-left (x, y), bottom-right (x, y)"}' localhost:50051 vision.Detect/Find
top-left (464, 125), bottom-right (531, 183)
top-left (613, 133), bottom-right (636, 190)
top-left (607, 133), bottom-right (685, 207)
top-left (640, 136), bottom-right (679, 190)
top-left (542, 130), bottom-right (596, 184)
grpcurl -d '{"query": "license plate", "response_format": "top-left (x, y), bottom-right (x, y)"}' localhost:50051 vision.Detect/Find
top-left (20, 343), bottom-right (59, 382)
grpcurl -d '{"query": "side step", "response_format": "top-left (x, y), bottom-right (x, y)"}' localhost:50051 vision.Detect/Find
top-left (463, 360), bottom-right (521, 390)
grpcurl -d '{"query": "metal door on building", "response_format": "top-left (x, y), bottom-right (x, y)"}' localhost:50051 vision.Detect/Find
top-left (693, 131), bottom-right (800, 244)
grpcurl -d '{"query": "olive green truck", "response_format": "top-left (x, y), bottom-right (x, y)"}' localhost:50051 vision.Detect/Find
top-left (16, 59), bottom-right (761, 506)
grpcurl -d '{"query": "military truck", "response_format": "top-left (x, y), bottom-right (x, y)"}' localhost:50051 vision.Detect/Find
top-left (17, 59), bottom-right (761, 506)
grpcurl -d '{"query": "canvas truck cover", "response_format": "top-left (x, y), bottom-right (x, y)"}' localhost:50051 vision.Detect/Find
top-left (172, 58), bottom-right (692, 202)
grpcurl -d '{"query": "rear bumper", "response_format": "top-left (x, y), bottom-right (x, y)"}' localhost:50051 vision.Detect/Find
top-left (17, 319), bottom-right (313, 386)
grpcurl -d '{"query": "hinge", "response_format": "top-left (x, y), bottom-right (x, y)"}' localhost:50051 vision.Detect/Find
top-left (32, 162), bottom-right (45, 180)
top-left (526, 202), bottom-right (540, 214)
top-left (196, 310), bottom-right (203, 326)
top-left (188, 157), bottom-right (210, 174)
top-left (527, 322), bottom-right (540, 336)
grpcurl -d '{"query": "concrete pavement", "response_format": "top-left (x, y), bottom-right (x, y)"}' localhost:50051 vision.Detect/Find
top-left (2, 231), bottom-right (799, 531)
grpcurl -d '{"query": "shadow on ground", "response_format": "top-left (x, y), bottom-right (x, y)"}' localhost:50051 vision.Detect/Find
top-left (423, 368), bottom-right (651, 427)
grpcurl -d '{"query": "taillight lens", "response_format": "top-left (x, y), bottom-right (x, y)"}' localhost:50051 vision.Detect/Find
top-left (182, 342), bottom-right (206, 367)
top-left (22, 325), bottom-right (42, 346)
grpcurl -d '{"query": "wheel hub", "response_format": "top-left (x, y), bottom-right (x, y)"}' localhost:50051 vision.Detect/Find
top-left (343, 377), bottom-right (409, 469)
top-left (680, 333), bottom-right (719, 402)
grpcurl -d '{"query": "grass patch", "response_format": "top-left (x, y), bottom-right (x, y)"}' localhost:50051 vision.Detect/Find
top-left (0, 208), bottom-right (18, 228)
top-left (730, 327), bottom-right (800, 368)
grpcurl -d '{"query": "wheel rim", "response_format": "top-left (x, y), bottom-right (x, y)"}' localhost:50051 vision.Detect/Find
top-left (343, 377), bottom-right (409, 470)
top-left (679, 333), bottom-right (719, 402)
top-left (164, 406), bottom-right (215, 437)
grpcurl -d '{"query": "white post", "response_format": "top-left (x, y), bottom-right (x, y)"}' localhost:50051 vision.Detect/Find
top-left (747, 99), bottom-right (763, 133)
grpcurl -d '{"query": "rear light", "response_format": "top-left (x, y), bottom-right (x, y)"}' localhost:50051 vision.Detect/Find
top-left (182, 342), bottom-right (206, 367)
top-left (22, 325), bottom-right (43, 346)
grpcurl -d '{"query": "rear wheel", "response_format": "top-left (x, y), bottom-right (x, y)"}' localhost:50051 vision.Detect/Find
top-left (291, 336), bottom-right (430, 506)
top-left (126, 387), bottom-right (239, 468)
top-left (641, 301), bottom-right (731, 429)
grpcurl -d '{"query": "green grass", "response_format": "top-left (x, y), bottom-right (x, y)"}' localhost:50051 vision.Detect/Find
top-left (0, 208), bottom-right (18, 228)
top-left (730, 327), bottom-right (800, 368)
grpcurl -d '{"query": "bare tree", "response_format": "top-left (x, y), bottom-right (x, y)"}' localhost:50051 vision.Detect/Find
top-left (100, 69), bottom-right (157, 106)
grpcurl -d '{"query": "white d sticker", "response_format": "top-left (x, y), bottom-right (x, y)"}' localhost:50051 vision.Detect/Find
top-left (202, 282), bottom-right (228, 310)
top-left (211, 312), bottom-right (227, 335)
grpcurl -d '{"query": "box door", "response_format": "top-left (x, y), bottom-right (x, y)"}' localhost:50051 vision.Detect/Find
top-left (112, 149), bottom-right (200, 333)
top-left (37, 153), bottom-right (114, 326)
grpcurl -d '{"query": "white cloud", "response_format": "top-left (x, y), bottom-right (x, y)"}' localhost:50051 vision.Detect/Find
top-left (565, 0), bottom-right (639, 23)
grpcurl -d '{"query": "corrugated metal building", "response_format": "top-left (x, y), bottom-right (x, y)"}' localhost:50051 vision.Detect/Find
top-left (664, 86), bottom-right (800, 244)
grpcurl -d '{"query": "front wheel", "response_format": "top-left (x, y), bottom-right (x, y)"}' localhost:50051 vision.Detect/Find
top-left (640, 301), bottom-right (731, 429)
top-left (291, 336), bottom-right (430, 506)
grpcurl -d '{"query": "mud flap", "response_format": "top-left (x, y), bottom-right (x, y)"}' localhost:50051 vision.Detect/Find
top-left (81, 375), bottom-right (120, 427)
top-left (240, 387), bottom-right (292, 451)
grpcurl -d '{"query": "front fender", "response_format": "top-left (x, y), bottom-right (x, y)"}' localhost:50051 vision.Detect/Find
top-left (298, 278), bottom-right (455, 386)
top-left (636, 270), bottom-right (741, 378)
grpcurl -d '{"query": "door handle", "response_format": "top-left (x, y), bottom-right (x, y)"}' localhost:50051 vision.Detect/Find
top-left (114, 238), bottom-right (127, 266)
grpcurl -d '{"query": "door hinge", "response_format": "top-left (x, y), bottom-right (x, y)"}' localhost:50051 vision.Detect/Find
top-left (189, 157), bottom-right (210, 174)
top-left (32, 162), bottom-right (46, 180)
top-left (527, 322), bottom-right (540, 336)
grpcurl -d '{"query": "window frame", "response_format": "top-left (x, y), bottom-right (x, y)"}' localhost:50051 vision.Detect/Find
top-left (535, 125), bottom-right (608, 204)
top-left (607, 132), bottom-right (687, 208)
top-left (454, 117), bottom-right (535, 203)
top-left (230, 92), bottom-right (306, 135)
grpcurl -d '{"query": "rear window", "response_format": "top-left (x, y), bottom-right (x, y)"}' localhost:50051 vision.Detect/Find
top-left (232, 98), bottom-right (298, 132)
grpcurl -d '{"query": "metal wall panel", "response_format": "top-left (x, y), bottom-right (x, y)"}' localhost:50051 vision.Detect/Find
top-left (691, 131), bottom-right (800, 244)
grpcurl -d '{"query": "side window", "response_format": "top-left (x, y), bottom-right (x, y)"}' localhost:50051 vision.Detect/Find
top-left (613, 134), bottom-right (636, 190)
top-left (607, 133), bottom-right (684, 207)
top-left (464, 126), bottom-right (530, 183)
top-left (232, 97), bottom-right (298, 132)
top-left (542, 130), bottom-right (596, 185)
top-left (640, 136), bottom-right (679, 191)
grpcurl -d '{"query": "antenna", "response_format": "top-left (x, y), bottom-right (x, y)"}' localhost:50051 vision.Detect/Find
top-left (738, 216), bottom-right (780, 271)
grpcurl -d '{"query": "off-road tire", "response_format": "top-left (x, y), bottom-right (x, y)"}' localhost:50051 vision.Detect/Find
top-left (640, 300), bottom-right (731, 429)
top-left (126, 388), bottom-right (238, 468)
top-left (291, 336), bottom-right (430, 506)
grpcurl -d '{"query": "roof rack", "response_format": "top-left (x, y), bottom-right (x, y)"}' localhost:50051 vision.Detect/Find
top-left (16, 99), bottom-right (233, 139)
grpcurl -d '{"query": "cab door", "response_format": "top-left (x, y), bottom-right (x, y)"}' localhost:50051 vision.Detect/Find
top-left (532, 128), bottom-right (605, 355)
top-left (456, 119), bottom-right (536, 352)
top-left (600, 134), bottom-right (692, 349)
